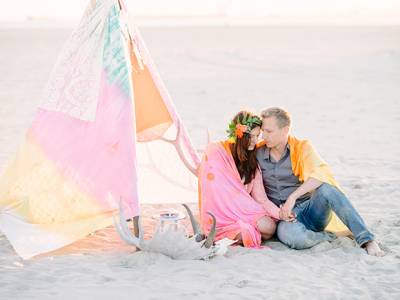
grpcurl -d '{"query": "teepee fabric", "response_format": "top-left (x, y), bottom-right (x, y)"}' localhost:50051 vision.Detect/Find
top-left (0, 0), bottom-right (200, 259)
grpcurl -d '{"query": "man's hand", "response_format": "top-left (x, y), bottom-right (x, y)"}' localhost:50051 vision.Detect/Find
top-left (279, 194), bottom-right (297, 222)
top-left (278, 178), bottom-right (323, 222)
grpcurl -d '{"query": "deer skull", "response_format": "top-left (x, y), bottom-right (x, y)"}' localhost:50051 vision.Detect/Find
top-left (113, 202), bottom-right (225, 260)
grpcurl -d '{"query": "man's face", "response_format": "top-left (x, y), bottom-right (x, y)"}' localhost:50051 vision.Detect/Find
top-left (261, 116), bottom-right (288, 148)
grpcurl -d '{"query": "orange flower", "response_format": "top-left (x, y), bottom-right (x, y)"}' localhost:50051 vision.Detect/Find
top-left (235, 124), bottom-right (247, 138)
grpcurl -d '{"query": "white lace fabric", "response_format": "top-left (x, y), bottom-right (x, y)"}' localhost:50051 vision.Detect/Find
top-left (40, 0), bottom-right (116, 121)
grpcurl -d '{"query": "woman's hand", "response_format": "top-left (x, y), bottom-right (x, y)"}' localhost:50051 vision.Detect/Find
top-left (279, 195), bottom-right (297, 222)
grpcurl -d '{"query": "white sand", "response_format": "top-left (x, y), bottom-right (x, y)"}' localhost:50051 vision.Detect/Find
top-left (1, 25), bottom-right (400, 299)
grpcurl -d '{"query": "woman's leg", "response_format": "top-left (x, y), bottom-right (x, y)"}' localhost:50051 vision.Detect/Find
top-left (257, 216), bottom-right (277, 240)
top-left (233, 217), bottom-right (276, 246)
top-left (234, 233), bottom-right (243, 245)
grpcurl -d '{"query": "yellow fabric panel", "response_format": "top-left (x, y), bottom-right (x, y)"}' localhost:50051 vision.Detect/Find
top-left (287, 136), bottom-right (347, 232)
top-left (0, 140), bottom-right (113, 234)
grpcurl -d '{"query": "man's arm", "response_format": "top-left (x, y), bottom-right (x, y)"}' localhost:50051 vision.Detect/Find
top-left (280, 177), bottom-right (322, 220)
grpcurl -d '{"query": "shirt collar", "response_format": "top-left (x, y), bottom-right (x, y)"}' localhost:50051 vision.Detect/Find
top-left (264, 143), bottom-right (290, 162)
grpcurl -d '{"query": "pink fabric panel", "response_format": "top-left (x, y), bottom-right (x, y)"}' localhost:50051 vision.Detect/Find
top-left (27, 72), bottom-right (139, 217)
top-left (199, 142), bottom-right (279, 248)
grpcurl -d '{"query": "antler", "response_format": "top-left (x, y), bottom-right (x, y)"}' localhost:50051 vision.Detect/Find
top-left (202, 212), bottom-right (216, 249)
top-left (181, 204), bottom-right (216, 249)
top-left (160, 123), bottom-right (199, 176)
top-left (113, 200), bottom-right (143, 249)
top-left (182, 204), bottom-right (204, 242)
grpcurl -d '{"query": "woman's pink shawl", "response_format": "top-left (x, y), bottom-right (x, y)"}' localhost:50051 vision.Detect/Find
top-left (199, 141), bottom-right (280, 248)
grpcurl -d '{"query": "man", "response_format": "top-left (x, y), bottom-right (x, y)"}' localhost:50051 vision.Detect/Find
top-left (256, 107), bottom-right (384, 256)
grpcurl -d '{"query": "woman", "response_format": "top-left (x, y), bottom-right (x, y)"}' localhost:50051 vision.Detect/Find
top-left (199, 111), bottom-right (291, 248)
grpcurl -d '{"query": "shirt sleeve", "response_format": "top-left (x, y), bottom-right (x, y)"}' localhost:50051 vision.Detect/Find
top-left (250, 168), bottom-right (280, 220)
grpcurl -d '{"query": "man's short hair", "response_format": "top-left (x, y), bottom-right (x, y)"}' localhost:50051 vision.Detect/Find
top-left (261, 107), bottom-right (291, 128)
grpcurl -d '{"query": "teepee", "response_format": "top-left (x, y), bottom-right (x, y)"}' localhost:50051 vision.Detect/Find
top-left (0, 0), bottom-right (200, 259)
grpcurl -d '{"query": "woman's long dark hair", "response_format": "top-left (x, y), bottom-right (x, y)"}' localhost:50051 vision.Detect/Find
top-left (229, 111), bottom-right (260, 185)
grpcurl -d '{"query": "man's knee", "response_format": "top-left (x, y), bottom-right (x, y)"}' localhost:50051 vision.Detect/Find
top-left (277, 221), bottom-right (309, 250)
top-left (315, 183), bottom-right (338, 199)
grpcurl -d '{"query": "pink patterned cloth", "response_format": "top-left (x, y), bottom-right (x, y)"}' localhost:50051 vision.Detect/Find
top-left (199, 141), bottom-right (280, 248)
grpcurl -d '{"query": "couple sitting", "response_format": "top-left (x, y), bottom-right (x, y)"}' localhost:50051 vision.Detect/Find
top-left (198, 107), bottom-right (384, 256)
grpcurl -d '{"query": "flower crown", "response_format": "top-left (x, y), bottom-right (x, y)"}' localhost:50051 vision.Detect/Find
top-left (227, 114), bottom-right (262, 140)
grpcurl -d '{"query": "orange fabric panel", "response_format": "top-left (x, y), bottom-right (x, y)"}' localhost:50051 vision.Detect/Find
top-left (130, 47), bottom-right (173, 135)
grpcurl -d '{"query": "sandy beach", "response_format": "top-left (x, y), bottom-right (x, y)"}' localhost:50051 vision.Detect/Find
top-left (1, 24), bottom-right (400, 299)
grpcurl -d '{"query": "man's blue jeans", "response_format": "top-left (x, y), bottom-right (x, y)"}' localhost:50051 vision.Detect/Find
top-left (276, 183), bottom-right (374, 249)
